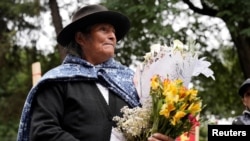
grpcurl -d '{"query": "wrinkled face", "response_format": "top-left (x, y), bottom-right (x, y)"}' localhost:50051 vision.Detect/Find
top-left (75, 23), bottom-right (117, 65)
top-left (242, 87), bottom-right (250, 109)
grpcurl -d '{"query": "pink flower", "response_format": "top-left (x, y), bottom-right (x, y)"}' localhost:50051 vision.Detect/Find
top-left (188, 114), bottom-right (200, 127)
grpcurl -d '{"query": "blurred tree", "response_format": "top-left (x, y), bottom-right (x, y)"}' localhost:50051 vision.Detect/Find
top-left (104, 0), bottom-right (250, 80)
top-left (0, 0), bottom-right (61, 140)
top-left (102, 0), bottom-right (247, 118)
top-left (181, 0), bottom-right (250, 79)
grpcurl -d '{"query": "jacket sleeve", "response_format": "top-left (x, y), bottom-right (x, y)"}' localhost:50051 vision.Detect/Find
top-left (29, 82), bottom-right (79, 141)
top-left (232, 116), bottom-right (245, 125)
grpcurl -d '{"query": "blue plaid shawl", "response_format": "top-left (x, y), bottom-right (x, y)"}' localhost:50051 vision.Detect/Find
top-left (16, 55), bottom-right (141, 141)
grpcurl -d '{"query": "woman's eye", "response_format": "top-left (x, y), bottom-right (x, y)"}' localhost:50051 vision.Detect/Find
top-left (100, 26), bottom-right (106, 31)
top-left (245, 92), bottom-right (250, 97)
top-left (98, 25), bottom-right (115, 33)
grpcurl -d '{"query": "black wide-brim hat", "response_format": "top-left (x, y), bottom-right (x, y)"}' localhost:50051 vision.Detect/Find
top-left (239, 78), bottom-right (250, 97)
top-left (57, 4), bottom-right (131, 46)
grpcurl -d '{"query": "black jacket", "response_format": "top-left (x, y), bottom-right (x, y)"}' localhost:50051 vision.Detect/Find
top-left (30, 80), bottom-right (128, 141)
top-left (232, 110), bottom-right (250, 125)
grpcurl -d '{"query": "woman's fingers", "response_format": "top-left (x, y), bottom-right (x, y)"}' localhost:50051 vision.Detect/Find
top-left (148, 133), bottom-right (174, 141)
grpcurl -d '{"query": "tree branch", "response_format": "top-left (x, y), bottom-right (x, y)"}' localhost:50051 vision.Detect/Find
top-left (182, 0), bottom-right (218, 17)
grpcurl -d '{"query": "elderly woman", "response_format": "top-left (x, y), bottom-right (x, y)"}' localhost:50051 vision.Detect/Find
top-left (16, 4), bottom-right (174, 141)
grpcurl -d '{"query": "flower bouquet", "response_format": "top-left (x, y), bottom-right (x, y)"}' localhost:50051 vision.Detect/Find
top-left (148, 75), bottom-right (201, 138)
top-left (113, 39), bottom-right (214, 140)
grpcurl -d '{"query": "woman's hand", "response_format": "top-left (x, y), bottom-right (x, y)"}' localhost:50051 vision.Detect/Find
top-left (148, 133), bottom-right (175, 141)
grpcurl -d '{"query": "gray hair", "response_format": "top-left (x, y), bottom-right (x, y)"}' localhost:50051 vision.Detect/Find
top-left (64, 25), bottom-right (92, 58)
top-left (65, 40), bottom-right (83, 57)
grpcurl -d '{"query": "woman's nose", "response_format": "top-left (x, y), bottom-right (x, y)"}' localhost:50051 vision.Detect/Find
top-left (108, 31), bottom-right (116, 41)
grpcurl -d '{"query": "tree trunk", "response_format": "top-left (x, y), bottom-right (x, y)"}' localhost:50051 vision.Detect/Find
top-left (48, 0), bottom-right (66, 61)
top-left (232, 36), bottom-right (250, 78)
top-left (223, 16), bottom-right (250, 79)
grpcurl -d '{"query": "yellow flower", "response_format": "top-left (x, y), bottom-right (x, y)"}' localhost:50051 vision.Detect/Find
top-left (159, 103), bottom-right (176, 118)
top-left (164, 83), bottom-right (178, 98)
top-left (163, 78), bottom-right (171, 86)
top-left (162, 79), bottom-right (170, 96)
top-left (187, 101), bottom-right (202, 114)
top-left (151, 75), bottom-right (160, 90)
top-left (165, 91), bottom-right (179, 103)
top-left (187, 89), bottom-right (198, 100)
top-left (174, 79), bottom-right (183, 86)
top-left (179, 103), bottom-right (188, 111)
top-left (171, 111), bottom-right (186, 125)
top-left (179, 86), bottom-right (188, 100)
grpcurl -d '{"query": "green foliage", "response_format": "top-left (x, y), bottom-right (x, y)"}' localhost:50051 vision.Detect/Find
top-left (104, 0), bottom-right (178, 65)
top-left (209, 0), bottom-right (250, 37)
top-left (0, 120), bottom-right (19, 141)
top-left (103, 0), bottom-right (245, 118)
top-left (193, 46), bottom-right (243, 118)
top-left (0, 45), bottom-right (61, 140)
top-left (0, 0), bottom-right (61, 140)
top-left (0, 0), bottom-right (40, 30)
top-left (1, 0), bottom-right (249, 140)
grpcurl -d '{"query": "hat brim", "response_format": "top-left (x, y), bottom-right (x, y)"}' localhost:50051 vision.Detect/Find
top-left (239, 83), bottom-right (250, 97)
top-left (57, 11), bottom-right (130, 46)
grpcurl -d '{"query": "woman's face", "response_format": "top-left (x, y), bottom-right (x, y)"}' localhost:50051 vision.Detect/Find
top-left (242, 87), bottom-right (250, 109)
top-left (76, 23), bottom-right (117, 65)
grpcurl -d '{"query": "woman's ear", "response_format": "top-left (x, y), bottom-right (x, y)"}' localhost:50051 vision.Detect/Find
top-left (242, 98), bottom-right (247, 106)
top-left (75, 32), bottom-right (85, 45)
